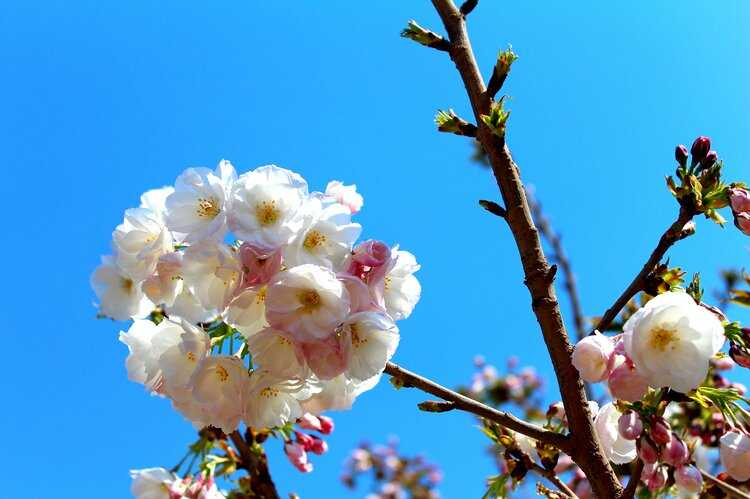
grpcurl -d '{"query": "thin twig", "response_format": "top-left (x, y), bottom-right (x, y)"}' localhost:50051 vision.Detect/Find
top-left (593, 208), bottom-right (696, 333)
top-left (621, 459), bottom-right (644, 499)
top-left (529, 461), bottom-right (578, 498)
top-left (385, 362), bottom-right (571, 452)
top-left (701, 469), bottom-right (750, 499)
top-left (528, 191), bottom-right (586, 341)
top-left (425, 0), bottom-right (622, 496)
top-left (459, 0), bottom-right (479, 16)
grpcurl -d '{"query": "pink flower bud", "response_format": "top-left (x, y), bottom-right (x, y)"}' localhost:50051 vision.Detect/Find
top-left (701, 150), bottom-right (718, 168)
top-left (663, 436), bottom-right (689, 467)
top-left (675, 465), bottom-right (703, 494)
top-left (638, 438), bottom-right (659, 464)
top-left (608, 357), bottom-right (649, 402)
top-left (730, 188), bottom-right (750, 214)
top-left (618, 411), bottom-right (643, 440)
top-left (571, 333), bottom-right (615, 382)
top-left (675, 144), bottom-right (689, 167)
top-left (690, 136), bottom-right (711, 165)
top-left (325, 180), bottom-right (363, 214)
top-left (285, 442), bottom-right (313, 473)
top-left (318, 415), bottom-right (335, 434)
top-left (238, 243), bottom-right (283, 288)
top-left (734, 212), bottom-right (750, 237)
top-left (651, 417), bottom-right (672, 446)
top-left (647, 466), bottom-right (667, 492)
top-left (713, 356), bottom-right (736, 371)
top-left (730, 344), bottom-right (750, 368)
top-left (309, 436), bottom-right (328, 455)
top-left (295, 431), bottom-right (316, 451)
top-left (733, 383), bottom-right (747, 396)
top-left (351, 240), bottom-right (391, 268)
top-left (297, 413), bottom-right (324, 433)
top-left (720, 430), bottom-right (750, 481)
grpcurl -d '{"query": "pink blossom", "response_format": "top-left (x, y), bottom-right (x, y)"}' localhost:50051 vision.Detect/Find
top-left (318, 415), bottom-right (335, 434)
top-left (285, 442), bottom-right (313, 473)
top-left (651, 417), bottom-right (672, 446)
top-left (734, 212), bottom-right (750, 236)
top-left (298, 413), bottom-right (324, 432)
top-left (663, 436), bottom-right (689, 467)
top-left (608, 358), bottom-right (648, 402)
top-left (325, 180), bottom-right (364, 214)
top-left (338, 274), bottom-right (380, 313)
top-left (571, 332), bottom-right (615, 382)
top-left (308, 436), bottom-right (328, 455)
top-left (298, 335), bottom-right (351, 380)
top-left (618, 411), bottom-right (643, 440)
top-left (730, 187), bottom-right (750, 213)
top-left (295, 431), bottom-right (316, 450)
top-left (638, 438), bottom-right (659, 464)
top-left (238, 242), bottom-right (282, 288)
top-left (646, 465), bottom-right (667, 492)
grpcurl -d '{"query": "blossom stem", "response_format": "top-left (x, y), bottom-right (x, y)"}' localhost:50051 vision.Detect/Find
top-left (593, 208), bottom-right (696, 333)
top-left (700, 469), bottom-right (750, 499)
top-left (229, 430), bottom-right (280, 499)
top-left (384, 362), bottom-right (571, 452)
top-left (423, 0), bottom-right (621, 495)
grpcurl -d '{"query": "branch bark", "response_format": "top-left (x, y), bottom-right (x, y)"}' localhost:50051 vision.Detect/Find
top-left (621, 459), bottom-right (643, 499)
top-left (701, 469), bottom-right (750, 499)
top-left (593, 208), bottom-right (695, 333)
top-left (385, 362), bottom-right (571, 452)
top-left (229, 430), bottom-right (280, 499)
top-left (424, 0), bottom-right (622, 496)
top-left (528, 461), bottom-right (578, 498)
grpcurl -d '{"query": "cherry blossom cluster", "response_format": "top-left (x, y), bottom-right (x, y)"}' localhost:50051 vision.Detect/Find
top-left (91, 161), bottom-right (421, 435)
top-left (341, 439), bottom-right (442, 499)
top-left (130, 468), bottom-right (224, 499)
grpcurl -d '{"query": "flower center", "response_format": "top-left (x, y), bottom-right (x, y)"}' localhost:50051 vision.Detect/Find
top-left (277, 335), bottom-right (291, 346)
top-left (649, 326), bottom-right (678, 352)
top-left (303, 230), bottom-right (327, 251)
top-left (186, 351), bottom-right (196, 362)
top-left (256, 286), bottom-right (267, 305)
top-left (260, 387), bottom-right (280, 398)
top-left (196, 197), bottom-right (221, 219)
top-left (215, 365), bottom-right (229, 382)
top-left (298, 289), bottom-right (322, 312)
top-left (350, 323), bottom-right (367, 348)
top-left (255, 200), bottom-right (280, 226)
top-left (121, 277), bottom-right (134, 293)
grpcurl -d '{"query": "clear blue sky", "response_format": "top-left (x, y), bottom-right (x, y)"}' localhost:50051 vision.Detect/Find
top-left (1, 1), bottom-right (749, 497)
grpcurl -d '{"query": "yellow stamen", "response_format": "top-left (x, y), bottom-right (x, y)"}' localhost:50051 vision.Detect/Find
top-left (215, 365), bottom-right (229, 382)
top-left (303, 230), bottom-right (327, 251)
top-left (649, 326), bottom-right (678, 352)
top-left (298, 289), bottom-right (322, 313)
top-left (196, 197), bottom-right (221, 219)
top-left (255, 200), bottom-right (280, 226)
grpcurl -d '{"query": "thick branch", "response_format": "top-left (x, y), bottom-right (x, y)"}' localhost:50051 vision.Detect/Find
top-left (385, 362), bottom-right (571, 452)
top-left (426, 0), bottom-right (622, 496)
top-left (229, 430), bottom-right (280, 499)
top-left (701, 470), bottom-right (750, 499)
top-left (593, 208), bottom-right (695, 333)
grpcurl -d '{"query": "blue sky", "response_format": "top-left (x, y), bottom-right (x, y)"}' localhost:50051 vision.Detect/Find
top-left (1, 1), bottom-right (749, 497)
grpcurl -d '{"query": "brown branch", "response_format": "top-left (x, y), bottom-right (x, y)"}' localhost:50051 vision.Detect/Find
top-left (229, 430), bottom-right (280, 499)
top-left (621, 459), bottom-right (644, 499)
top-left (528, 461), bottom-right (578, 498)
top-left (385, 362), bottom-right (571, 453)
top-left (701, 470), bottom-right (750, 499)
top-left (593, 208), bottom-right (696, 333)
top-left (528, 191), bottom-right (586, 341)
top-left (424, 0), bottom-right (622, 496)
top-left (459, 0), bottom-right (479, 16)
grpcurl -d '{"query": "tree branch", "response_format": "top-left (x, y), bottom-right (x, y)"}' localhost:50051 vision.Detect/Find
top-left (459, 0), bottom-right (479, 16)
top-left (701, 469), bottom-right (750, 499)
top-left (528, 461), bottom-right (578, 498)
top-left (385, 362), bottom-right (571, 453)
top-left (621, 459), bottom-right (643, 499)
top-left (424, 0), bottom-right (622, 496)
top-left (229, 430), bottom-right (280, 499)
top-left (593, 208), bottom-right (696, 333)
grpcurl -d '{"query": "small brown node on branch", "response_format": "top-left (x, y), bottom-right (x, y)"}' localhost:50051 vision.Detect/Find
top-left (418, 400), bottom-right (457, 412)
top-left (478, 199), bottom-right (507, 218)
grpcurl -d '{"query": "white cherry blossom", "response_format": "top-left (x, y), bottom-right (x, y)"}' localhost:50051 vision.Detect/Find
top-left (342, 311), bottom-right (399, 381)
top-left (571, 332), bottom-right (614, 383)
top-left (720, 430), bottom-right (750, 481)
top-left (130, 467), bottom-right (176, 499)
top-left (224, 286), bottom-right (268, 339)
top-left (283, 195), bottom-right (361, 269)
top-left (229, 165), bottom-right (308, 250)
top-left (246, 328), bottom-right (307, 379)
top-left (142, 252), bottom-right (183, 308)
top-left (384, 249), bottom-right (421, 320)
top-left (244, 372), bottom-right (316, 429)
top-left (181, 240), bottom-right (242, 312)
top-left (325, 180), bottom-right (363, 214)
top-left (265, 264), bottom-right (350, 341)
top-left (165, 160), bottom-right (236, 243)
top-left (594, 402), bottom-right (637, 464)
top-left (301, 374), bottom-right (380, 413)
top-left (91, 256), bottom-right (153, 321)
top-left (153, 319), bottom-right (210, 396)
top-left (189, 355), bottom-right (248, 432)
top-left (623, 291), bottom-right (725, 393)
top-left (139, 186), bottom-right (174, 224)
top-left (113, 207), bottom-right (173, 280)
top-left (119, 319), bottom-right (164, 392)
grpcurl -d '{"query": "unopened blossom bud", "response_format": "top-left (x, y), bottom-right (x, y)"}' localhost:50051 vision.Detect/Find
top-left (618, 411), bottom-right (643, 440)
top-left (713, 356), bottom-right (736, 371)
top-left (318, 415), bottom-right (335, 434)
top-left (295, 431), bottom-right (315, 450)
top-left (734, 212), bottom-right (750, 236)
top-left (691, 136), bottom-right (711, 165)
top-left (308, 436), bottom-right (328, 455)
top-left (663, 436), bottom-right (689, 466)
top-left (325, 180), bottom-right (363, 214)
top-left (675, 144), bottom-right (689, 167)
top-left (571, 332), bottom-right (615, 382)
top-left (733, 382), bottom-right (747, 396)
top-left (720, 430), bottom-right (750, 481)
top-left (675, 465), bottom-right (703, 494)
top-left (547, 401), bottom-right (565, 419)
top-left (730, 344), bottom-right (750, 368)
top-left (297, 413), bottom-right (324, 433)
top-left (647, 466), bottom-right (668, 492)
top-left (285, 442), bottom-right (313, 473)
top-left (351, 240), bottom-right (391, 268)
top-left (651, 417), bottom-right (672, 446)
top-left (729, 187), bottom-right (750, 214)
top-left (608, 358), bottom-right (649, 402)
top-left (701, 150), bottom-right (718, 169)
top-left (638, 437), bottom-right (659, 464)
